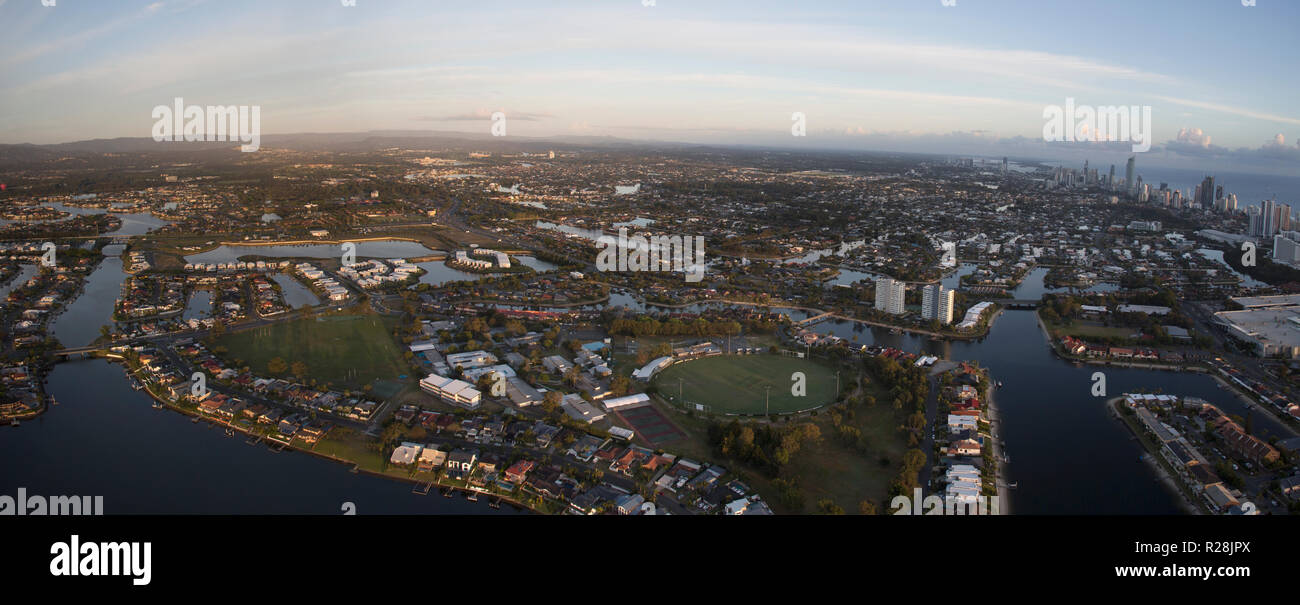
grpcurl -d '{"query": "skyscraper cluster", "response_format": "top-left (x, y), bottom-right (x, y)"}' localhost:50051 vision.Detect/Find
top-left (1251, 199), bottom-right (1293, 237)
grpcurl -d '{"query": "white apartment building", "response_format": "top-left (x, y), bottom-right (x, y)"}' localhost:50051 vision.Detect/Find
top-left (874, 277), bottom-right (906, 315)
top-left (1274, 231), bottom-right (1300, 267)
top-left (922, 284), bottom-right (955, 324)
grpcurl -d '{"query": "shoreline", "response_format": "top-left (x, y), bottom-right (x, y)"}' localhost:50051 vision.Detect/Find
top-left (1035, 310), bottom-right (1299, 435)
top-left (123, 361), bottom-right (542, 515)
top-left (982, 380), bottom-right (1011, 515)
top-left (637, 297), bottom-right (997, 341)
top-left (1106, 397), bottom-right (1203, 515)
top-left (216, 236), bottom-right (427, 247)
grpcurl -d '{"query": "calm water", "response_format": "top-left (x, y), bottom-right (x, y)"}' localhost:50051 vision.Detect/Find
top-left (272, 274), bottom-right (319, 308)
top-left (48, 246), bottom-right (125, 348)
top-left (1, 264), bottom-right (38, 299)
top-left (182, 290), bottom-right (212, 321)
top-left (0, 360), bottom-right (515, 515)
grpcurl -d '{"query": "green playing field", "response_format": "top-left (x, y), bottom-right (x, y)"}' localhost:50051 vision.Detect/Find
top-left (654, 354), bottom-right (840, 415)
top-left (215, 313), bottom-right (408, 388)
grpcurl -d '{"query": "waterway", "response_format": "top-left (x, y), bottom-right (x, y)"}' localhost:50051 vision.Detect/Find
top-left (271, 274), bottom-right (319, 308)
top-left (2, 360), bottom-right (516, 514)
top-left (7, 238), bottom-right (1285, 514)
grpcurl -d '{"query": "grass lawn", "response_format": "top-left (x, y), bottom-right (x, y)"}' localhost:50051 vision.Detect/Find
top-left (1043, 316), bottom-right (1135, 340)
top-left (773, 401), bottom-right (908, 513)
top-left (647, 373), bottom-right (906, 513)
top-left (654, 354), bottom-right (840, 415)
top-left (215, 312), bottom-right (409, 389)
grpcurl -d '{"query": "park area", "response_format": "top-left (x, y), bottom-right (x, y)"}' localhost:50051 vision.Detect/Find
top-left (654, 354), bottom-right (840, 415)
top-left (215, 312), bottom-right (409, 389)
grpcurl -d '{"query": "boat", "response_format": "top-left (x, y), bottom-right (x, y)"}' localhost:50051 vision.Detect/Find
top-left (10, 418), bottom-right (19, 427)
top-left (152, 401), bottom-right (164, 409)
top-left (1007, 481), bottom-right (1018, 489)
top-left (466, 492), bottom-right (479, 502)
top-left (489, 498), bottom-right (501, 509)
top-left (996, 381), bottom-right (1003, 388)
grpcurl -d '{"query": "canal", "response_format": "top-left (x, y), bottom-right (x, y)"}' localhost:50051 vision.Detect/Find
top-left (6, 238), bottom-right (1284, 514)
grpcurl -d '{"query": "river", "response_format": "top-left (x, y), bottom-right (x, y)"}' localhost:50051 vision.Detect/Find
top-left (6, 230), bottom-right (1284, 514)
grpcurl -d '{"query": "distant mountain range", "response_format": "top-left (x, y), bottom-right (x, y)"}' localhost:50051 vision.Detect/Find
top-left (0, 129), bottom-right (692, 157)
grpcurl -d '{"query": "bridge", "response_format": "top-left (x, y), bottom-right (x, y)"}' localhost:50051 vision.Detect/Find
top-left (795, 312), bottom-right (835, 326)
top-left (53, 346), bottom-right (105, 360)
top-left (1002, 299), bottom-right (1040, 309)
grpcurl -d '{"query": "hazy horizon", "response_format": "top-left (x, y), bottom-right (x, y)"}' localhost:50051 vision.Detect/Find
top-left (2, 0), bottom-right (1298, 177)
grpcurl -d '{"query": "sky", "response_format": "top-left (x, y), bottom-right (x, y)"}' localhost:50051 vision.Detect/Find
top-left (1, 0), bottom-right (1298, 175)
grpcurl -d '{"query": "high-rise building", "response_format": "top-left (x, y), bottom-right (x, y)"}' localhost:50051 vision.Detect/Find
top-left (1262, 200), bottom-right (1281, 236)
top-left (1199, 176), bottom-right (1215, 206)
top-left (1107, 164), bottom-right (1115, 190)
top-left (1275, 231), bottom-right (1300, 267)
top-left (874, 277), bottom-right (906, 316)
top-left (921, 284), bottom-right (955, 324)
top-left (1124, 156), bottom-right (1136, 198)
top-left (1247, 205), bottom-right (1264, 237)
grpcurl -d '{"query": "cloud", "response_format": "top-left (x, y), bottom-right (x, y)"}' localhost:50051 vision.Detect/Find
top-left (1175, 127), bottom-right (1212, 148)
top-left (1156, 129), bottom-right (1300, 165)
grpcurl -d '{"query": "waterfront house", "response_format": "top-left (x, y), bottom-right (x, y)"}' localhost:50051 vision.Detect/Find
top-left (446, 449), bottom-right (478, 478)
top-left (389, 442), bottom-right (423, 466)
top-left (297, 421), bottom-right (331, 444)
top-left (477, 453), bottom-right (502, 474)
top-left (417, 448), bottom-right (447, 471)
top-left (950, 438), bottom-right (982, 457)
top-left (504, 460), bottom-right (535, 483)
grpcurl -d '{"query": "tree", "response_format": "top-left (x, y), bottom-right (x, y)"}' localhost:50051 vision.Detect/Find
top-left (542, 390), bottom-right (562, 412)
top-left (267, 357), bottom-right (288, 375)
top-left (291, 361), bottom-right (309, 378)
top-left (858, 500), bottom-right (878, 515)
top-left (817, 499), bottom-right (845, 515)
top-left (610, 374), bottom-right (631, 397)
